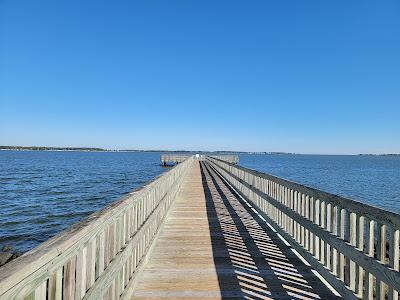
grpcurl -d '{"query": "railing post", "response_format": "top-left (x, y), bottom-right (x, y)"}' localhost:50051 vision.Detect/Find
top-left (206, 155), bottom-right (400, 300)
top-left (389, 227), bottom-right (399, 300)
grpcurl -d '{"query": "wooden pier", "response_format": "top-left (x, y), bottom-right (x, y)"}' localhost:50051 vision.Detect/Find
top-left (130, 161), bottom-right (338, 299)
top-left (160, 154), bottom-right (239, 166)
top-left (0, 156), bottom-right (399, 300)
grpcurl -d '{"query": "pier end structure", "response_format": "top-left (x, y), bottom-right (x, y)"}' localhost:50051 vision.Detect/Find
top-left (160, 153), bottom-right (239, 166)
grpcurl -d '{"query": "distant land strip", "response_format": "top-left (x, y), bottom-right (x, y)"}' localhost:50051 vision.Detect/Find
top-left (0, 146), bottom-right (242, 154)
top-left (0, 146), bottom-right (188, 152)
top-left (1, 146), bottom-right (107, 151)
top-left (0, 146), bottom-right (398, 156)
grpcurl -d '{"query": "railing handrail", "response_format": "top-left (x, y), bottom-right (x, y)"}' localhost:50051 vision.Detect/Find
top-left (160, 154), bottom-right (190, 158)
top-left (161, 154), bottom-right (239, 164)
top-left (209, 155), bottom-right (239, 164)
top-left (207, 156), bottom-right (400, 300)
top-left (208, 156), bottom-right (400, 226)
top-left (0, 158), bottom-right (194, 299)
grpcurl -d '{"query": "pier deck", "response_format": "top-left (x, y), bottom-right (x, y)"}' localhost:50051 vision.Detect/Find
top-left (131, 162), bottom-right (338, 299)
top-left (1, 156), bottom-right (399, 300)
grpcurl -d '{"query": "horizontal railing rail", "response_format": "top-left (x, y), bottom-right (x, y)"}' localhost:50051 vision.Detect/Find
top-left (161, 154), bottom-right (239, 165)
top-left (0, 157), bottom-right (193, 300)
top-left (206, 156), bottom-right (400, 300)
top-left (209, 155), bottom-right (239, 164)
top-left (160, 154), bottom-right (191, 164)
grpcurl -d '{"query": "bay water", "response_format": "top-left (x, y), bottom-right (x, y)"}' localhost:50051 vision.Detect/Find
top-left (1, 151), bottom-right (399, 253)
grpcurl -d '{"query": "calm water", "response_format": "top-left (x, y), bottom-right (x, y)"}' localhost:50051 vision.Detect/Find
top-left (239, 154), bottom-right (400, 214)
top-left (0, 151), bottom-right (165, 252)
top-left (1, 151), bottom-right (399, 253)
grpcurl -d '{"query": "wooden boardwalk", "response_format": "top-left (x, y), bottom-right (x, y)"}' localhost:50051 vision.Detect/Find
top-left (2, 156), bottom-right (398, 299)
top-left (130, 161), bottom-right (339, 299)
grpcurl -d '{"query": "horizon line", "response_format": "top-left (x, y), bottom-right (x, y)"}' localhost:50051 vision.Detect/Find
top-left (1, 145), bottom-right (399, 156)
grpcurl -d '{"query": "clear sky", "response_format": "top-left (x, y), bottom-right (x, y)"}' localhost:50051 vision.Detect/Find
top-left (1, 1), bottom-right (399, 154)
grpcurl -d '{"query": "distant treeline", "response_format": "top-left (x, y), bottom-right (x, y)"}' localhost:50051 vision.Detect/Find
top-left (358, 153), bottom-right (400, 156)
top-left (0, 146), bottom-right (240, 153)
top-left (3, 146), bottom-right (396, 155)
top-left (0, 146), bottom-right (243, 153)
top-left (0, 146), bottom-right (106, 151)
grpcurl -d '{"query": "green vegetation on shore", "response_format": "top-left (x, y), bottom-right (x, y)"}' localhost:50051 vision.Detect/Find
top-left (0, 146), bottom-right (239, 153)
top-left (1, 146), bottom-right (399, 156)
top-left (0, 146), bottom-right (106, 151)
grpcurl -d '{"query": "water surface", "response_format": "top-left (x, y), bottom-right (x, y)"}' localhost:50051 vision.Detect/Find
top-left (239, 154), bottom-right (400, 214)
top-left (0, 151), bottom-right (165, 252)
top-left (1, 151), bottom-right (399, 253)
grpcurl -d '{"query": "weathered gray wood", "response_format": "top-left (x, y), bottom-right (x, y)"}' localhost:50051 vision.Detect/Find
top-left (86, 239), bottom-right (96, 292)
top-left (326, 202), bottom-right (332, 270)
top-left (377, 223), bottom-right (387, 300)
top-left (389, 228), bottom-right (399, 300)
top-left (349, 212), bottom-right (357, 291)
top-left (339, 207), bottom-right (346, 281)
top-left (215, 164), bottom-right (400, 292)
top-left (356, 215), bottom-right (364, 297)
top-left (129, 161), bottom-right (342, 300)
top-left (332, 205), bottom-right (338, 275)
top-left (208, 157), bottom-right (400, 226)
top-left (207, 161), bottom-right (359, 300)
top-left (2, 154), bottom-right (398, 300)
top-left (63, 257), bottom-right (76, 300)
top-left (119, 188), bottom-right (176, 300)
top-left (160, 154), bottom-right (239, 165)
top-left (160, 154), bottom-right (190, 164)
top-left (75, 247), bottom-right (86, 299)
top-left (0, 157), bottom-right (193, 299)
top-left (82, 176), bottom-right (180, 300)
top-left (34, 281), bottom-right (46, 300)
top-left (320, 200), bottom-right (326, 264)
top-left (207, 156), bottom-right (400, 300)
top-left (364, 217), bottom-right (374, 300)
top-left (48, 269), bottom-right (62, 300)
top-left (97, 231), bottom-right (105, 278)
top-left (1, 172), bottom-right (174, 294)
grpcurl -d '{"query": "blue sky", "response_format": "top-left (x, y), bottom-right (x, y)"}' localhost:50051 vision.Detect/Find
top-left (1, 1), bottom-right (399, 154)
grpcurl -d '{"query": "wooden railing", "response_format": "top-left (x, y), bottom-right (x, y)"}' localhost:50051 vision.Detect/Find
top-left (207, 156), bottom-right (400, 300)
top-left (0, 157), bottom-right (193, 300)
top-left (161, 154), bottom-right (239, 165)
top-left (160, 154), bottom-right (190, 164)
top-left (209, 155), bottom-right (239, 164)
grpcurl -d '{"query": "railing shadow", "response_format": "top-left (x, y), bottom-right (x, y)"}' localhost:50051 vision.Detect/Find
top-left (200, 162), bottom-right (340, 300)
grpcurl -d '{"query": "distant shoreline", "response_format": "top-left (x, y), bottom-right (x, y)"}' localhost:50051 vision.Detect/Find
top-left (0, 147), bottom-right (188, 153)
top-left (0, 146), bottom-right (399, 156)
top-left (0, 146), bottom-right (235, 154)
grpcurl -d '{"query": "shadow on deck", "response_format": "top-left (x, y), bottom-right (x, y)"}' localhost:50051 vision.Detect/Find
top-left (200, 161), bottom-right (340, 300)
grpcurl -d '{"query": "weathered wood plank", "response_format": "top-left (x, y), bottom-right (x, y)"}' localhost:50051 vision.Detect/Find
top-left (208, 157), bottom-right (400, 299)
top-left (389, 228), bottom-right (399, 300)
top-left (215, 163), bottom-right (400, 292)
top-left (63, 257), bottom-right (76, 300)
top-left (48, 269), bottom-right (62, 300)
top-left (208, 157), bottom-right (400, 226)
top-left (0, 157), bottom-right (193, 299)
top-left (129, 162), bottom-right (340, 300)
